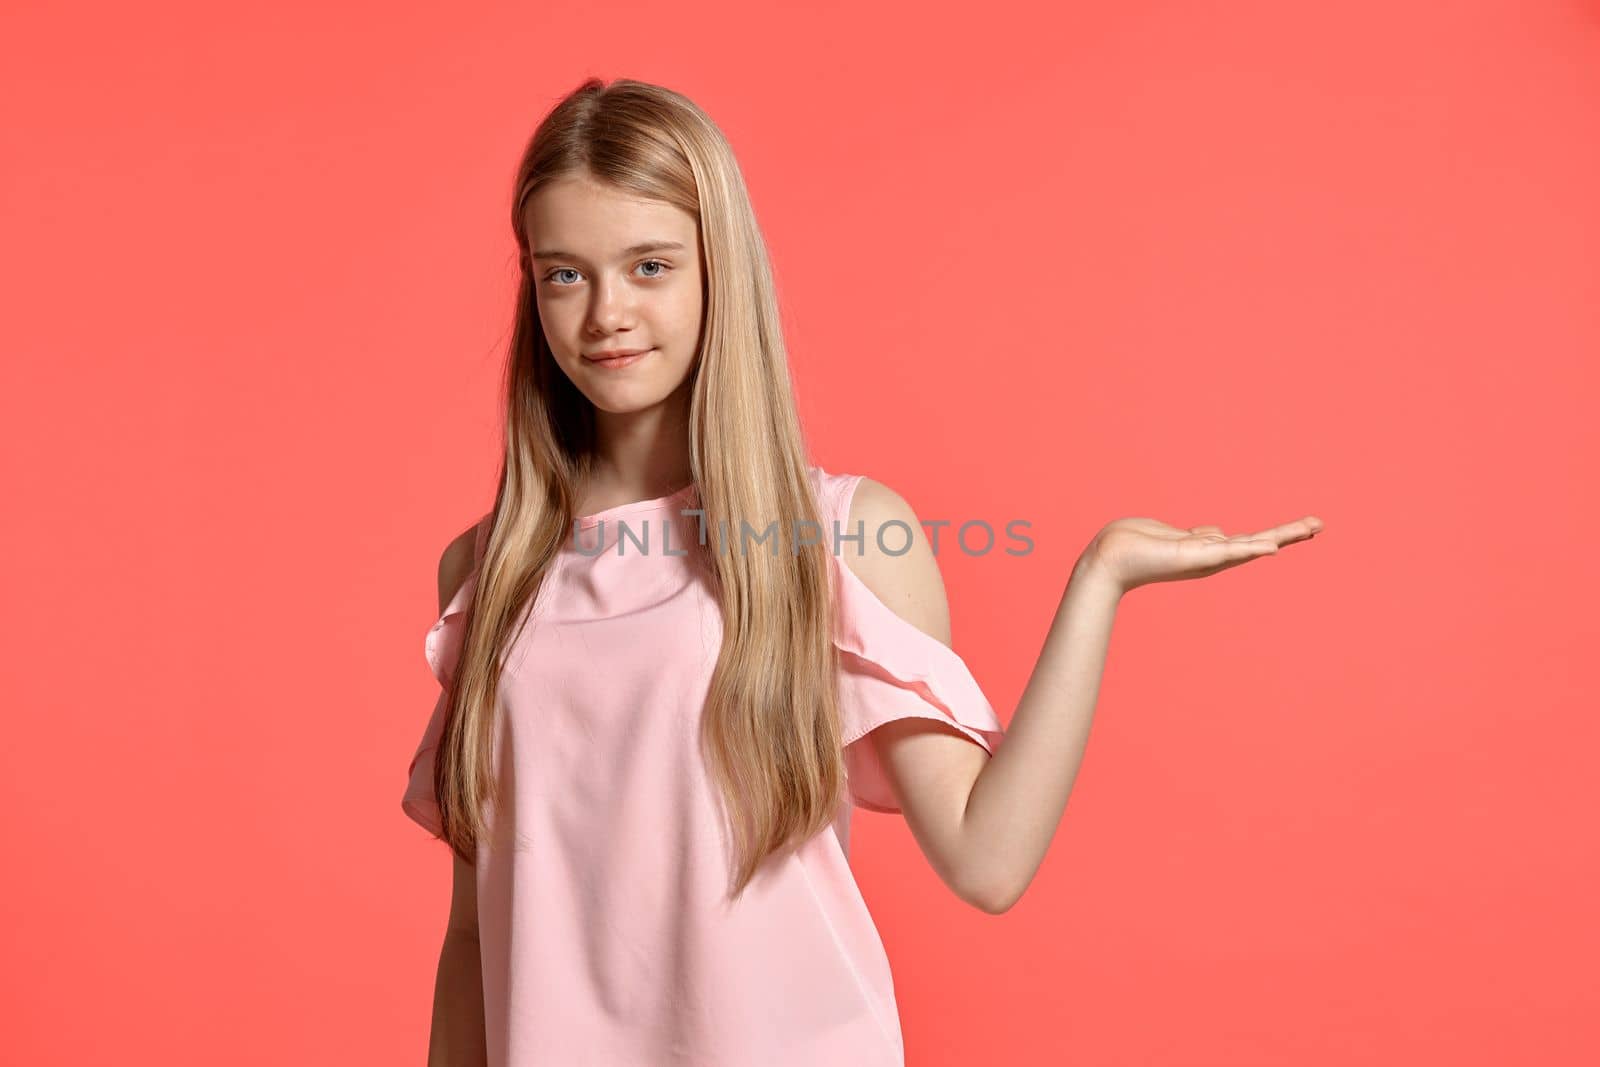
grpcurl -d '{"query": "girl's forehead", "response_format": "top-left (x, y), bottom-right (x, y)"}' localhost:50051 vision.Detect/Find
top-left (525, 185), bottom-right (697, 257)
top-left (527, 176), bottom-right (680, 220)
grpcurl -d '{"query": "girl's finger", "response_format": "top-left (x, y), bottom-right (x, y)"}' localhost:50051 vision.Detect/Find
top-left (1212, 537), bottom-right (1275, 560)
top-left (1221, 537), bottom-right (1278, 559)
top-left (1243, 517), bottom-right (1321, 544)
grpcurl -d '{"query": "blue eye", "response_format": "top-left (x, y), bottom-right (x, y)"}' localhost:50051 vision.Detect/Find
top-left (544, 260), bottom-right (671, 286)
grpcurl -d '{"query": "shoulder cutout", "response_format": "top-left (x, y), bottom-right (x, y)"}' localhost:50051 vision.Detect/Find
top-left (436, 521), bottom-right (480, 615)
top-left (840, 475), bottom-right (953, 648)
top-left (425, 513), bottom-right (490, 689)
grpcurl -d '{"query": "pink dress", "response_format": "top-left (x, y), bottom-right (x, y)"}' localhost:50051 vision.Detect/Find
top-left (402, 464), bottom-right (1006, 1066)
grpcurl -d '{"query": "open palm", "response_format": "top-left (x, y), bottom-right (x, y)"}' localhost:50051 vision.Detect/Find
top-left (1084, 514), bottom-right (1324, 593)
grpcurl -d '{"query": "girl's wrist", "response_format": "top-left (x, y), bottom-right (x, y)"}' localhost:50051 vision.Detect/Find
top-left (1070, 546), bottom-right (1126, 601)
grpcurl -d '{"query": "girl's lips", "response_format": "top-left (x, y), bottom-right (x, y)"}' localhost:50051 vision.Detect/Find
top-left (584, 348), bottom-right (653, 369)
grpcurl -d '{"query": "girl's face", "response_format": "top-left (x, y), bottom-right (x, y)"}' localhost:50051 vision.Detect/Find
top-left (524, 175), bottom-right (705, 416)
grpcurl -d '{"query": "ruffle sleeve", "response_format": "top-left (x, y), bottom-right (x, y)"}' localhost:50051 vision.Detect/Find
top-left (401, 691), bottom-right (449, 836)
top-left (825, 472), bottom-right (1006, 814)
top-left (402, 514), bottom-right (491, 836)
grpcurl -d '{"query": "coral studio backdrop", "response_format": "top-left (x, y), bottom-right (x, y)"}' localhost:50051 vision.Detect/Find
top-left (2, 2), bottom-right (1595, 1064)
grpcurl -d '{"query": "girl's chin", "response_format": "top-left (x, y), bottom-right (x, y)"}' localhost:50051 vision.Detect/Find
top-left (580, 384), bottom-right (684, 416)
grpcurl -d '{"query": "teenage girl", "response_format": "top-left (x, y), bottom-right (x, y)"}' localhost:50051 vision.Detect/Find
top-left (402, 77), bottom-right (1324, 1067)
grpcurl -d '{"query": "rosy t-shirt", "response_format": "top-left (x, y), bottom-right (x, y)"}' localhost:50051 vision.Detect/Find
top-left (402, 464), bottom-right (1005, 1066)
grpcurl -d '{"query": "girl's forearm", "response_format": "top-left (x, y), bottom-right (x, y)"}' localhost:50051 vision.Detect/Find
top-left (428, 929), bottom-right (489, 1067)
top-left (960, 555), bottom-right (1124, 913)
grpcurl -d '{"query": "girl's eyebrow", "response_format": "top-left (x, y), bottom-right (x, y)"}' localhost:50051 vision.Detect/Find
top-left (530, 240), bottom-right (686, 263)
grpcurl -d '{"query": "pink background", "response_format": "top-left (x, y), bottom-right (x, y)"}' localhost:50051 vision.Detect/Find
top-left (3, 1), bottom-right (1595, 1063)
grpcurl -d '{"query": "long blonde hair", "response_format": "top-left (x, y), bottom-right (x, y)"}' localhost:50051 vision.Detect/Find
top-left (432, 77), bottom-right (845, 901)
